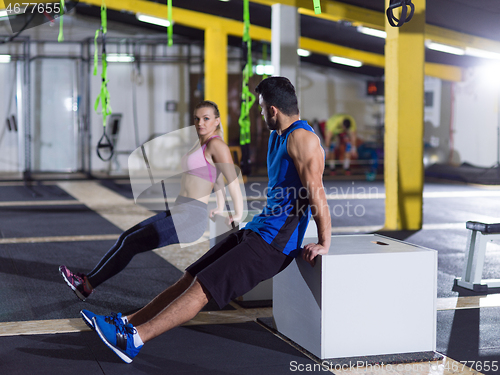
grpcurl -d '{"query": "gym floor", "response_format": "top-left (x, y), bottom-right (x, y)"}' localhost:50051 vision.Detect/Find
top-left (0, 176), bottom-right (499, 374)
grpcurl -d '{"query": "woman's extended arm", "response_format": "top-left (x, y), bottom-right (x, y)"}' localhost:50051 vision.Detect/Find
top-left (207, 139), bottom-right (244, 224)
top-left (209, 173), bottom-right (227, 218)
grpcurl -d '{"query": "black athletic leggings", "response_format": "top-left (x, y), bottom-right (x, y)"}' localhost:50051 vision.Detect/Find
top-left (87, 196), bottom-right (208, 288)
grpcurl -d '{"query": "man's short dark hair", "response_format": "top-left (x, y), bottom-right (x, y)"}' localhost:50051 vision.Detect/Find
top-left (255, 76), bottom-right (299, 116)
top-left (342, 119), bottom-right (351, 130)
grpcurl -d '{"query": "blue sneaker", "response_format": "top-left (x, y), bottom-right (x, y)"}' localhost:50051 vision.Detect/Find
top-left (80, 310), bottom-right (126, 331)
top-left (93, 315), bottom-right (143, 363)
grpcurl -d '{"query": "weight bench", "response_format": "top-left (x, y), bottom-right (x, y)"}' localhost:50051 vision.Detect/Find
top-left (454, 221), bottom-right (500, 292)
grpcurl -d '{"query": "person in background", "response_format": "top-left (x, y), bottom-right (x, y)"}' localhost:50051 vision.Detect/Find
top-left (324, 113), bottom-right (358, 175)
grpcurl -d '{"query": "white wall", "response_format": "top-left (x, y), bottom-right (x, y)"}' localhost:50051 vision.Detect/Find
top-left (90, 46), bottom-right (190, 173)
top-left (4, 12), bottom-right (500, 173)
top-left (0, 19), bottom-right (193, 175)
top-left (423, 76), bottom-right (452, 167)
top-left (424, 76), bottom-right (442, 130)
top-left (1, 55), bottom-right (387, 174)
top-left (299, 64), bottom-right (384, 144)
top-left (0, 62), bottom-right (20, 173)
top-left (452, 66), bottom-right (500, 167)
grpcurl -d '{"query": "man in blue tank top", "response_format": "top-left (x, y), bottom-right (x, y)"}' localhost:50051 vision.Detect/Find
top-left (86, 77), bottom-right (331, 363)
top-left (244, 79), bottom-right (331, 259)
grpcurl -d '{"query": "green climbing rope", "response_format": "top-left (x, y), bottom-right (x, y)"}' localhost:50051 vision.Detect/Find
top-left (238, 0), bottom-right (255, 147)
top-left (94, 1), bottom-right (111, 128)
top-left (313, 0), bottom-right (322, 14)
top-left (94, 1), bottom-right (114, 161)
top-left (57, 0), bottom-right (65, 42)
top-left (101, 1), bottom-right (107, 34)
top-left (167, 0), bottom-right (173, 46)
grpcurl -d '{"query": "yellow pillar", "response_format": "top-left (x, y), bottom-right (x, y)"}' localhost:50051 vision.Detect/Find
top-left (384, 0), bottom-right (426, 230)
top-left (205, 26), bottom-right (228, 142)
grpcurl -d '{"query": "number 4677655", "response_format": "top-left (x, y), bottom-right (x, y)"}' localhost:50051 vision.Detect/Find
top-left (459, 361), bottom-right (498, 372)
top-left (6, 3), bottom-right (61, 15)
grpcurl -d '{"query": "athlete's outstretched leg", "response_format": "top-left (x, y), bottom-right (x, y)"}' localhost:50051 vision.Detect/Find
top-left (127, 272), bottom-right (195, 327)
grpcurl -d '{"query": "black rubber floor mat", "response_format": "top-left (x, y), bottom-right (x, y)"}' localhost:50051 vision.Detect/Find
top-left (0, 322), bottom-right (324, 374)
top-left (0, 205), bottom-right (122, 238)
top-left (0, 184), bottom-right (75, 201)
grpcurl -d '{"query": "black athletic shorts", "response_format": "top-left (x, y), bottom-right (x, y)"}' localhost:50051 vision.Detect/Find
top-left (186, 229), bottom-right (294, 309)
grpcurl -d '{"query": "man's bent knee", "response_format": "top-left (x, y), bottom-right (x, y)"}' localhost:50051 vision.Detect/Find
top-left (193, 277), bottom-right (212, 303)
top-left (182, 272), bottom-right (195, 284)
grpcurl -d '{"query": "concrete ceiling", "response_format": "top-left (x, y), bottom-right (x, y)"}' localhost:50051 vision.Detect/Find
top-left (2, 0), bottom-right (500, 77)
top-left (340, 0), bottom-right (500, 41)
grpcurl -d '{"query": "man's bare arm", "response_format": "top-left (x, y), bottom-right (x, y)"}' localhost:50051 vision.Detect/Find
top-left (288, 129), bottom-right (331, 266)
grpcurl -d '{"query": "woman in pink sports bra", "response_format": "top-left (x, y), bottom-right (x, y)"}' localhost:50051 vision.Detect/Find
top-left (59, 101), bottom-right (244, 301)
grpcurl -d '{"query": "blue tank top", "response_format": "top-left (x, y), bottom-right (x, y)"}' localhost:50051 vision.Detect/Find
top-left (245, 120), bottom-right (316, 257)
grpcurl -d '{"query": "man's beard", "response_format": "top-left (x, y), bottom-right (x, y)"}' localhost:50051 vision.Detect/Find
top-left (265, 111), bottom-right (278, 131)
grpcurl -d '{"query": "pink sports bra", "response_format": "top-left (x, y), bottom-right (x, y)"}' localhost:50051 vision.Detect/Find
top-left (181, 135), bottom-right (221, 183)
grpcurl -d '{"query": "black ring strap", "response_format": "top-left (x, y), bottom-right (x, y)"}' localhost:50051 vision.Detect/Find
top-left (96, 132), bottom-right (114, 161)
top-left (386, 0), bottom-right (415, 27)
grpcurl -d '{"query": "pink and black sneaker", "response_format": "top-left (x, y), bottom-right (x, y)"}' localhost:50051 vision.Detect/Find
top-left (59, 265), bottom-right (93, 301)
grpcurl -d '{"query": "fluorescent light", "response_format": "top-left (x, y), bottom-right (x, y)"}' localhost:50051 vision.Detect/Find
top-left (476, 63), bottom-right (500, 86)
top-left (136, 13), bottom-right (171, 28)
top-left (357, 26), bottom-right (386, 39)
top-left (64, 98), bottom-right (74, 112)
top-left (329, 56), bottom-right (362, 68)
top-left (0, 10), bottom-right (8, 18)
top-left (465, 47), bottom-right (500, 60)
top-left (255, 64), bottom-right (274, 75)
top-left (426, 41), bottom-right (464, 56)
top-left (0, 55), bottom-right (11, 63)
top-left (219, 0), bottom-right (231, 2)
top-left (106, 53), bottom-right (135, 63)
top-left (297, 48), bottom-right (311, 57)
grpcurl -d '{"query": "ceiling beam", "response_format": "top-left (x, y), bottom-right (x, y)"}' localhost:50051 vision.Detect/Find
top-left (255, 0), bottom-right (500, 55)
top-left (75, 0), bottom-right (271, 41)
top-left (1, 0), bottom-right (496, 68)
top-left (300, 37), bottom-right (384, 67)
top-left (300, 37), bottom-right (462, 82)
top-left (59, 0), bottom-right (461, 80)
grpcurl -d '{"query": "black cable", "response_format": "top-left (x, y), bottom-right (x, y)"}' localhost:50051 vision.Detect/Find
top-left (1, 12), bottom-right (37, 44)
top-left (10, 115), bottom-right (17, 132)
top-left (132, 51), bottom-right (141, 148)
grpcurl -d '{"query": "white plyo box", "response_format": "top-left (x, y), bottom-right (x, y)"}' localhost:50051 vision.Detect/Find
top-left (273, 234), bottom-right (437, 359)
